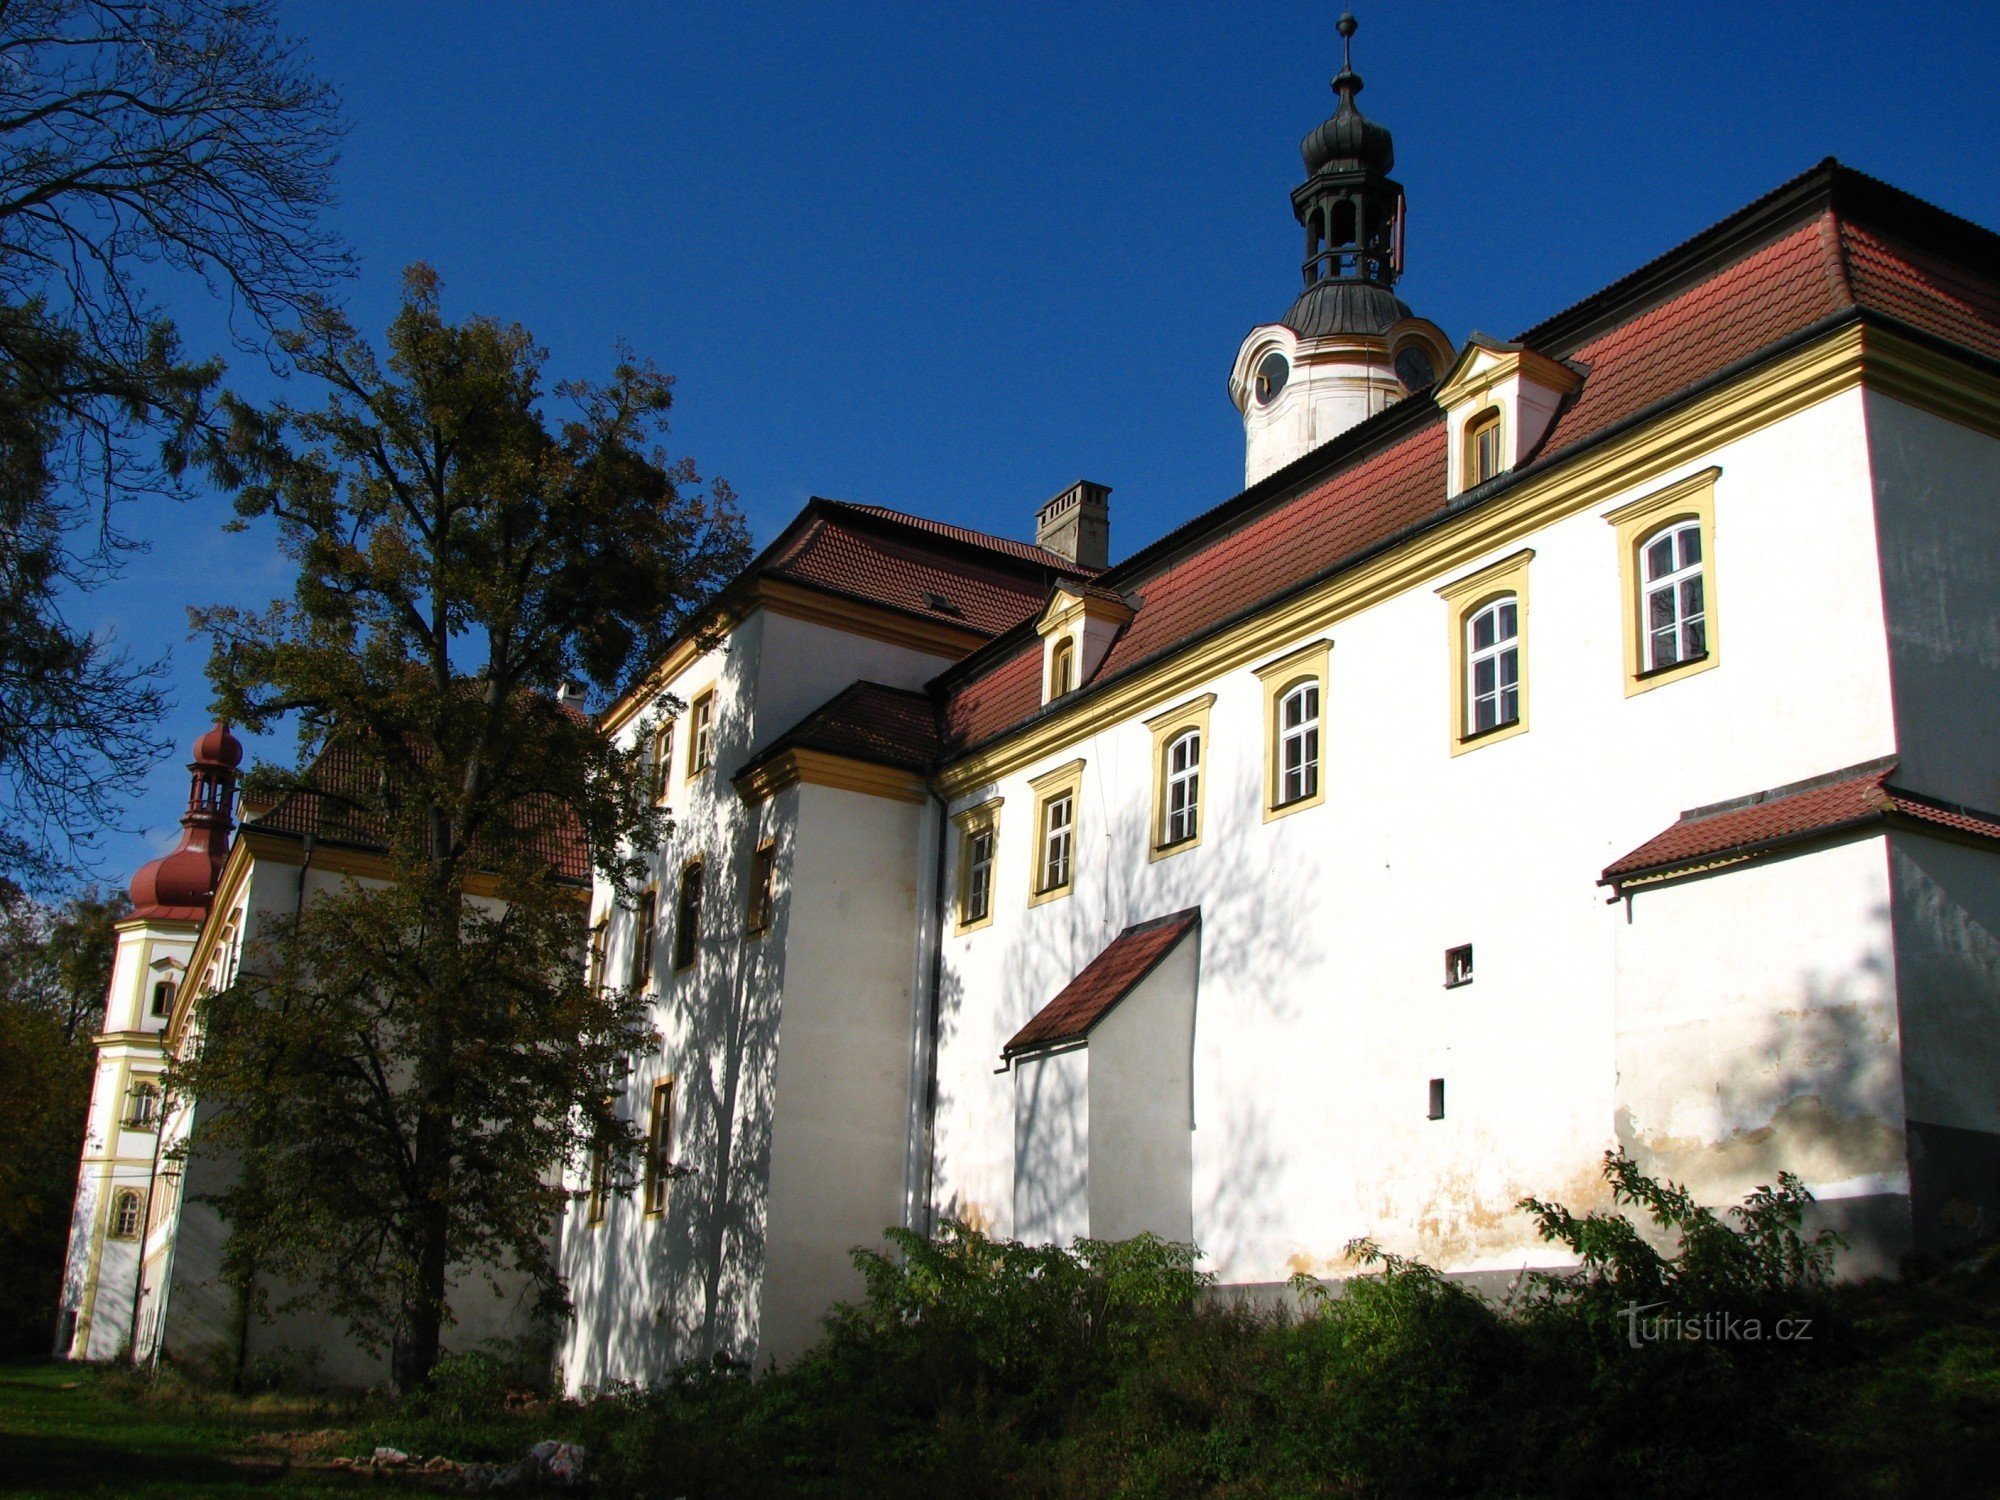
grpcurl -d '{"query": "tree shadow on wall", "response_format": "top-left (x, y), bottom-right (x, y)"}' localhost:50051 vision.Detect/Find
top-left (937, 755), bottom-right (1313, 1270)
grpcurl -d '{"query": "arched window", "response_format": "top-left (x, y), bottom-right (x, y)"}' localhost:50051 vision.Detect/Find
top-left (672, 863), bottom-right (704, 972)
top-left (1466, 408), bottom-right (1503, 486)
top-left (1162, 729), bottom-right (1201, 847)
top-left (110, 1189), bottom-right (142, 1240)
top-left (1642, 520), bottom-right (1706, 670)
top-left (150, 980), bottom-right (176, 1018)
top-left (1049, 639), bottom-right (1076, 699)
top-left (1277, 681), bottom-right (1321, 806)
top-left (1467, 596), bottom-right (1521, 734)
top-left (126, 1081), bottom-right (159, 1130)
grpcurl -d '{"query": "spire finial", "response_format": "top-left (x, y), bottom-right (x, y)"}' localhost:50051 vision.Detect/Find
top-left (1333, 11), bottom-right (1362, 106)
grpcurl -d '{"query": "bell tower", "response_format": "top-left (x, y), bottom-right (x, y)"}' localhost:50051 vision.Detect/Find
top-left (1230, 12), bottom-right (1452, 486)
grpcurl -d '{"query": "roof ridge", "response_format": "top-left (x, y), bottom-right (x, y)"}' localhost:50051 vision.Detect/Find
top-left (821, 498), bottom-right (1094, 574)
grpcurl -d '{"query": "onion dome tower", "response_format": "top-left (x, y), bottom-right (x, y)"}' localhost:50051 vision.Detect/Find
top-left (128, 722), bottom-right (242, 922)
top-left (1229, 12), bottom-right (1453, 486)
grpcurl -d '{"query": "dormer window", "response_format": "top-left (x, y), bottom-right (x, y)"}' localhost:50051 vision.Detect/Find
top-left (1436, 337), bottom-right (1584, 499)
top-left (1050, 639), bottom-right (1076, 698)
top-left (1467, 409), bottom-right (1503, 486)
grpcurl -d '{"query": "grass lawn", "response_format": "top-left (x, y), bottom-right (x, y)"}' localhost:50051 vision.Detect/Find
top-left (0, 1361), bottom-right (383, 1497)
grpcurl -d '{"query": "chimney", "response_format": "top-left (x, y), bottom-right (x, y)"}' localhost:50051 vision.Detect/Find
top-left (1035, 480), bottom-right (1111, 570)
top-left (557, 680), bottom-right (588, 713)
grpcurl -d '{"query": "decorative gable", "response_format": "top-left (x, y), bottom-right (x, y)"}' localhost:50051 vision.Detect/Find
top-left (1434, 335), bottom-right (1585, 498)
top-left (1036, 582), bottom-right (1134, 704)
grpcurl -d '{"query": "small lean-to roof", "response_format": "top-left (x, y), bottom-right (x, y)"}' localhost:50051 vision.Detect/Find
top-left (937, 161), bottom-right (2000, 759)
top-left (735, 681), bottom-right (941, 788)
top-left (1003, 909), bottom-right (1200, 1057)
top-left (1599, 759), bottom-right (2000, 892)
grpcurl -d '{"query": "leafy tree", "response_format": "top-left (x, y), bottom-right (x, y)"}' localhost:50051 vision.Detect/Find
top-left (174, 267), bottom-right (750, 1391)
top-left (0, 0), bottom-right (346, 885)
top-left (0, 882), bottom-right (125, 1353)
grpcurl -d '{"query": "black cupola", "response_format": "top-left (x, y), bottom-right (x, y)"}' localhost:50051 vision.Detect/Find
top-left (1282, 12), bottom-right (1411, 339)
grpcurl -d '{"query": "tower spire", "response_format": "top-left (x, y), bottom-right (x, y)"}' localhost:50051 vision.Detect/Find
top-left (1228, 9), bottom-right (1453, 485)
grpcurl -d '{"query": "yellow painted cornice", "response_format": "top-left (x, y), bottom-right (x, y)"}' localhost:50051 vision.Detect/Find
top-left (937, 320), bottom-right (1933, 799)
top-left (736, 748), bottom-right (928, 806)
top-left (601, 580), bottom-right (985, 738)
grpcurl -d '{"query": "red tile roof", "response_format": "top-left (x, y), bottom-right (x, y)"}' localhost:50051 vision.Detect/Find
top-left (833, 502), bottom-right (1097, 574)
top-left (1002, 909), bottom-right (1200, 1056)
top-left (938, 164), bottom-right (2000, 757)
top-left (1599, 759), bottom-right (2000, 890)
top-left (736, 681), bottom-right (941, 783)
top-left (766, 512), bottom-right (1054, 636)
top-left (253, 729), bottom-right (592, 884)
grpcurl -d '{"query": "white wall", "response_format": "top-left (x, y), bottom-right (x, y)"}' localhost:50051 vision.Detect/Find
top-left (758, 784), bottom-right (925, 1365)
top-left (1866, 392), bottom-right (2000, 811)
top-left (560, 603), bottom-right (963, 1389)
top-left (1888, 830), bottom-right (2000, 1251)
top-left (934, 387), bottom-right (1904, 1286)
top-left (1088, 931), bottom-right (1198, 1244)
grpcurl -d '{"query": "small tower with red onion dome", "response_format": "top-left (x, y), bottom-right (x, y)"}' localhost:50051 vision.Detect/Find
top-left (127, 722), bottom-right (242, 923)
top-left (56, 721), bottom-right (242, 1362)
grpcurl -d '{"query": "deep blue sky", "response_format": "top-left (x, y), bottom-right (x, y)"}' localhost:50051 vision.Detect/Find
top-left (90, 0), bottom-right (2000, 880)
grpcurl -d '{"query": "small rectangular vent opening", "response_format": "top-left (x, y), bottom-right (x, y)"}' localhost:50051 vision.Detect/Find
top-left (1445, 944), bottom-right (1473, 988)
top-left (1428, 1078), bottom-right (1446, 1120)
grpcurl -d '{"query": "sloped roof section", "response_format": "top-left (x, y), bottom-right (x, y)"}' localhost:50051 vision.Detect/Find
top-left (739, 681), bottom-right (942, 782)
top-left (1003, 909), bottom-right (1200, 1057)
top-left (939, 162), bottom-right (2000, 758)
top-left (834, 502), bottom-right (1099, 574)
top-left (252, 727), bottom-right (591, 884)
top-left (1600, 759), bottom-right (2000, 891)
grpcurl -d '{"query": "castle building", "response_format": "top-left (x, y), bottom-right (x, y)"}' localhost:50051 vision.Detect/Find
top-left (64, 17), bottom-right (2000, 1389)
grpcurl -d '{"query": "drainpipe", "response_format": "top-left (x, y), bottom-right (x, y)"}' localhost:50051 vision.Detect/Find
top-left (904, 788), bottom-right (951, 1238)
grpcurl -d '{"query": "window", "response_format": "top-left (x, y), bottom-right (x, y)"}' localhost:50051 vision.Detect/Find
top-left (1278, 685), bottom-right (1320, 805)
top-left (1145, 696), bottom-right (1213, 860)
top-left (587, 917), bottom-right (609, 991)
top-left (1445, 944), bottom-right (1473, 988)
top-left (643, 1080), bottom-right (676, 1215)
top-left (110, 1189), bottom-right (142, 1240)
top-left (651, 724), bottom-right (674, 804)
top-left (951, 800), bottom-right (1002, 932)
top-left (1466, 597), bottom-right (1520, 735)
top-left (1027, 760), bottom-right (1084, 905)
top-left (150, 980), bottom-right (176, 1019)
top-left (1438, 550), bottom-right (1532, 754)
top-left (586, 1143), bottom-right (609, 1226)
top-left (126, 1081), bottom-right (159, 1130)
top-left (1607, 468), bottom-right (1721, 695)
top-left (746, 842), bottom-right (777, 935)
top-left (1041, 794), bottom-right (1073, 892)
top-left (687, 691), bottom-right (715, 776)
top-left (1050, 638), bottom-right (1076, 698)
top-left (1641, 522), bottom-right (1706, 670)
top-left (1162, 731), bottom-right (1200, 846)
top-left (630, 890), bottom-right (658, 990)
top-left (1466, 408), bottom-right (1502, 485)
top-left (1428, 1078), bottom-right (1446, 1121)
top-left (1255, 641), bottom-right (1331, 819)
top-left (672, 863), bottom-right (704, 971)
